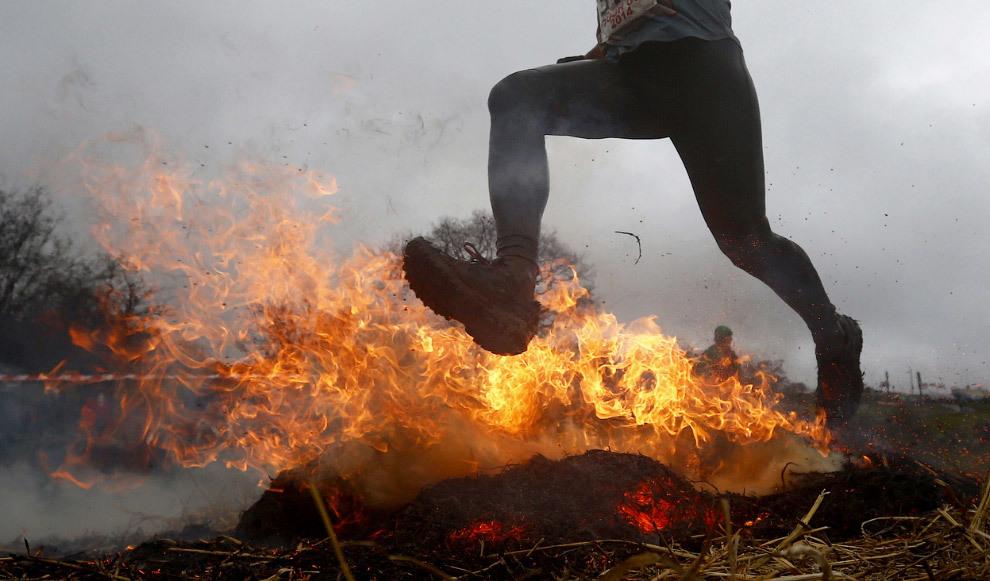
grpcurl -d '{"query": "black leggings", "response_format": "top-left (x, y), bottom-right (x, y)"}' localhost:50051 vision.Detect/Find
top-left (488, 38), bottom-right (838, 340)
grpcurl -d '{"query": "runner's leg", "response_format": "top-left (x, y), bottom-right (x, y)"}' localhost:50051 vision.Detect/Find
top-left (669, 39), bottom-right (841, 344)
top-left (487, 58), bottom-right (667, 264)
top-left (403, 56), bottom-right (669, 355)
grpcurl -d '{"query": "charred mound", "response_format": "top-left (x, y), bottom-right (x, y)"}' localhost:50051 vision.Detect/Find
top-left (237, 465), bottom-right (385, 542)
top-left (394, 450), bottom-right (713, 549)
top-left (238, 450), bottom-right (980, 548)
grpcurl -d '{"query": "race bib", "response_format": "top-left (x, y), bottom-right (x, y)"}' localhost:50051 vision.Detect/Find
top-left (597, 0), bottom-right (661, 44)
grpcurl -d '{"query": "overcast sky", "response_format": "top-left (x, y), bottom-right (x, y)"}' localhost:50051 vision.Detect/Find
top-left (2, 1), bottom-right (989, 390)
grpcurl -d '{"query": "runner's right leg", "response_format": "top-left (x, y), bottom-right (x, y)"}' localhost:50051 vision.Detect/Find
top-left (487, 58), bottom-right (668, 268)
top-left (404, 56), bottom-right (668, 354)
top-left (664, 39), bottom-right (863, 428)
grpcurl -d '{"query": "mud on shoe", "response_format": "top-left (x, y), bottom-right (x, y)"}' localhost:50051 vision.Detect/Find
top-left (402, 237), bottom-right (541, 355)
top-left (815, 314), bottom-right (864, 431)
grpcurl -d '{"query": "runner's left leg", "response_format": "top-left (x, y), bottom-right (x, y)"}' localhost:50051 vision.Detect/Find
top-left (487, 57), bottom-right (668, 267)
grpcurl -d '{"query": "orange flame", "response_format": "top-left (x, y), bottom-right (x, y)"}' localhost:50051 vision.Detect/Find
top-left (49, 470), bottom-right (96, 490)
top-left (50, 131), bottom-right (830, 502)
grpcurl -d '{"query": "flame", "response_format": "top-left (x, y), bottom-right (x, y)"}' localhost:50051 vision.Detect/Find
top-left (49, 470), bottom-right (96, 490)
top-left (49, 131), bottom-right (830, 502)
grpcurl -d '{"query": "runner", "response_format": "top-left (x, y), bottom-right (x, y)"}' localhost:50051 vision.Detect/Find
top-left (695, 325), bottom-right (741, 383)
top-left (403, 1), bottom-right (863, 428)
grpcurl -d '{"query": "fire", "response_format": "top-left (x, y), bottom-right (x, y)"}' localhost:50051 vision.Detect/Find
top-left (49, 470), bottom-right (95, 490)
top-left (315, 485), bottom-right (368, 532)
top-left (618, 482), bottom-right (677, 533)
top-left (617, 478), bottom-right (717, 534)
top-left (447, 520), bottom-right (526, 545)
top-left (743, 511), bottom-right (770, 528)
top-left (49, 131), bottom-right (830, 503)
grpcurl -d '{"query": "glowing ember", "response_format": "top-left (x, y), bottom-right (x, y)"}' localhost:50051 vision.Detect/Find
top-left (743, 511), bottom-right (770, 528)
top-left (48, 131), bottom-right (830, 501)
top-left (616, 478), bottom-right (717, 534)
top-left (318, 486), bottom-right (367, 532)
top-left (618, 482), bottom-right (676, 532)
top-left (447, 520), bottom-right (527, 545)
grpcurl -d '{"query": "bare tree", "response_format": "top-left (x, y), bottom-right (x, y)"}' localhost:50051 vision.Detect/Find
top-left (0, 187), bottom-right (153, 370)
top-left (0, 187), bottom-right (73, 315)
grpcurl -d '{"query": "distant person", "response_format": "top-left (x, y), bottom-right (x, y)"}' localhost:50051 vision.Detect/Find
top-left (695, 325), bottom-right (740, 383)
top-left (402, 0), bottom-right (863, 429)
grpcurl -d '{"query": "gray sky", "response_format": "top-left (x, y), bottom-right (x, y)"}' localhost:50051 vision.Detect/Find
top-left (2, 1), bottom-right (989, 390)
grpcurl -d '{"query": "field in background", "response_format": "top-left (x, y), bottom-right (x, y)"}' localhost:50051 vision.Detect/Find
top-left (781, 389), bottom-right (990, 475)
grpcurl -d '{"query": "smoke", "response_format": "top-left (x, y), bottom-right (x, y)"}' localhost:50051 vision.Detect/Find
top-left (0, 462), bottom-right (258, 553)
top-left (3, 0), bottom-right (990, 548)
top-left (4, 1), bottom-right (990, 388)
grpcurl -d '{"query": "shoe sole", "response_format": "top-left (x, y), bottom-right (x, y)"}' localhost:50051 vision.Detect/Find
top-left (402, 237), bottom-right (541, 355)
top-left (816, 315), bottom-right (865, 430)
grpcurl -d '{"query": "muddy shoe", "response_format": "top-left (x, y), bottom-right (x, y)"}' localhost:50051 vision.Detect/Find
top-left (402, 237), bottom-right (541, 355)
top-left (815, 314), bottom-right (864, 430)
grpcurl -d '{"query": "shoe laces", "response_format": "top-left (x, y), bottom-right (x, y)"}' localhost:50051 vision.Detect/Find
top-left (463, 242), bottom-right (490, 264)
